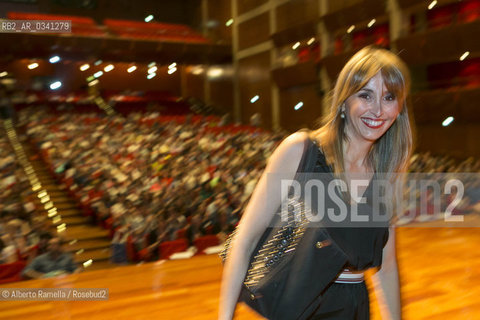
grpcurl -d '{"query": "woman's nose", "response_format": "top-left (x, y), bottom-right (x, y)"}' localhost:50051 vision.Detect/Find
top-left (369, 98), bottom-right (383, 117)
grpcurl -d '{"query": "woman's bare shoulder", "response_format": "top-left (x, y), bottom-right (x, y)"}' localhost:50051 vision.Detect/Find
top-left (266, 130), bottom-right (309, 173)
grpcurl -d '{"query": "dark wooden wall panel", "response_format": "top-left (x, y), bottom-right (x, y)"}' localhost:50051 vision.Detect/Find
top-left (238, 12), bottom-right (270, 50)
top-left (416, 125), bottom-right (480, 158)
top-left (184, 70), bottom-right (205, 101)
top-left (238, 51), bottom-right (272, 129)
top-left (237, 0), bottom-right (268, 15)
top-left (207, 0), bottom-right (232, 44)
top-left (328, 0), bottom-right (364, 13)
top-left (279, 84), bottom-right (324, 132)
top-left (209, 77), bottom-right (234, 115)
top-left (275, 0), bottom-right (319, 32)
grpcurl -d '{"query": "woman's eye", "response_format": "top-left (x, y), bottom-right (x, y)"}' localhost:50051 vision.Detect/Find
top-left (359, 93), bottom-right (370, 100)
top-left (384, 94), bottom-right (396, 101)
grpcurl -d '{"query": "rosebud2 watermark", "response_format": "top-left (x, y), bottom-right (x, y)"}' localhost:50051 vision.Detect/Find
top-left (269, 173), bottom-right (480, 227)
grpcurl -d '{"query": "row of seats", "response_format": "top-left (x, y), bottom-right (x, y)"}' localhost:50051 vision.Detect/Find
top-left (334, 23), bottom-right (389, 55)
top-left (6, 12), bottom-right (209, 43)
top-left (427, 0), bottom-right (480, 30)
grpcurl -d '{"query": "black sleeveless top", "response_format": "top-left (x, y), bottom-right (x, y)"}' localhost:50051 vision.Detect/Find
top-left (311, 139), bottom-right (389, 271)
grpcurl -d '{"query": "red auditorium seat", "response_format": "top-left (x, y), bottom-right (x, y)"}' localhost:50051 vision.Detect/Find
top-left (158, 239), bottom-right (188, 260)
top-left (176, 228), bottom-right (187, 240)
top-left (8, 12), bottom-right (96, 25)
top-left (334, 36), bottom-right (343, 55)
top-left (0, 261), bottom-right (27, 284)
top-left (126, 235), bottom-right (139, 262)
top-left (458, 0), bottom-right (480, 23)
top-left (103, 18), bottom-right (209, 43)
top-left (194, 235), bottom-right (219, 254)
top-left (427, 3), bottom-right (457, 29)
top-left (352, 30), bottom-right (368, 50)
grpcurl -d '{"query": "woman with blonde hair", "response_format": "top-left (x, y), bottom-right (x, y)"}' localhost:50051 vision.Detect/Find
top-left (219, 45), bottom-right (414, 320)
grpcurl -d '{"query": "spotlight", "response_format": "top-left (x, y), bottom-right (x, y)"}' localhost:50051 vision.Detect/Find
top-left (49, 56), bottom-right (60, 63)
top-left (148, 66), bottom-right (158, 74)
top-left (50, 81), bottom-right (62, 90)
top-left (104, 64), bottom-right (114, 72)
top-left (460, 51), bottom-right (470, 61)
top-left (442, 116), bottom-right (454, 127)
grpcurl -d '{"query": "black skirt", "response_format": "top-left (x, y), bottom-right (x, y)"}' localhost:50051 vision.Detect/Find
top-left (310, 282), bottom-right (369, 320)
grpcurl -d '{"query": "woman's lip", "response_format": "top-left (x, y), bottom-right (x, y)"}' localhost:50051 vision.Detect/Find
top-left (361, 117), bottom-right (385, 129)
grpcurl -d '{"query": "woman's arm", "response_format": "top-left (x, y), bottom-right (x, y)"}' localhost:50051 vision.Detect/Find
top-left (371, 225), bottom-right (402, 320)
top-left (218, 131), bottom-right (308, 320)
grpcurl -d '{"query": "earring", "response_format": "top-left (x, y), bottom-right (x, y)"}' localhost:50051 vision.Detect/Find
top-left (340, 112), bottom-right (345, 119)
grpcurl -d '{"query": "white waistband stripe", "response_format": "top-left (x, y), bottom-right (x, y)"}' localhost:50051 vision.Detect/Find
top-left (334, 269), bottom-right (365, 284)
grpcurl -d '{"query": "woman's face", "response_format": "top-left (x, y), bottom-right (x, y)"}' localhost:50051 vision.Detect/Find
top-left (344, 71), bottom-right (400, 144)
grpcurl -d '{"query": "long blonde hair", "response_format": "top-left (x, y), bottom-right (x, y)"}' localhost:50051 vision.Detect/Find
top-left (313, 46), bottom-right (415, 179)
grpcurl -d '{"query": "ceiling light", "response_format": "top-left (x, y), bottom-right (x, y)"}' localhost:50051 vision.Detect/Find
top-left (127, 66), bottom-right (137, 73)
top-left (292, 42), bottom-right (300, 50)
top-left (428, 0), bottom-right (437, 10)
top-left (307, 38), bottom-right (315, 45)
top-left (368, 19), bottom-right (376, 28)
top-left (28, 63), bottom-right (39, 70)
top-left (250, 95), bottom-right (259, 103)
top-left (104, 64), bottom-right (114, 72)
top-left (294, 102), bottom-right (304, 110)
top-left (460, 51), bottom-right (470, 61)
top-left (50, 81), bottom-right (62, 90)
top-left (147, 73), bottom-right (156, 79)
top-left (148, 66), bottom-right (158, 74)
top-left (49, 56), bottom-right (60, 63)
top-left (442, 116), bottom-right (454, 127)
top-left (226, 19), bottom-right (234, 27)
top-left (347, 25), bottom-right (355, 33)
top-left (80, 64), bottom-right (90, 71)
top-left (145, 15), bottom-right (154, 22)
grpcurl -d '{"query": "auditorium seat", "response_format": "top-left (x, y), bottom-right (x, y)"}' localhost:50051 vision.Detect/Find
top-left (158, 239), bottom-right (188, 260)
top-left (458, 0), bottom-right (480, 23)
top-left (194, 235), bottom-right (219, 254)
top-left (0, 261), bottom-right (27, 284)
top-left (103, 18), bottom-right (209, 43)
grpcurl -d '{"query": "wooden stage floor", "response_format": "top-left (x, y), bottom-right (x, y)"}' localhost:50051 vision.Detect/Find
top-left (1, 216), bottom-right (480, 320)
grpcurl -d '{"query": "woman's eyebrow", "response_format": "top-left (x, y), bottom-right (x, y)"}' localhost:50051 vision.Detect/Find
top-left (359, 88), bottom-right (374, 93)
